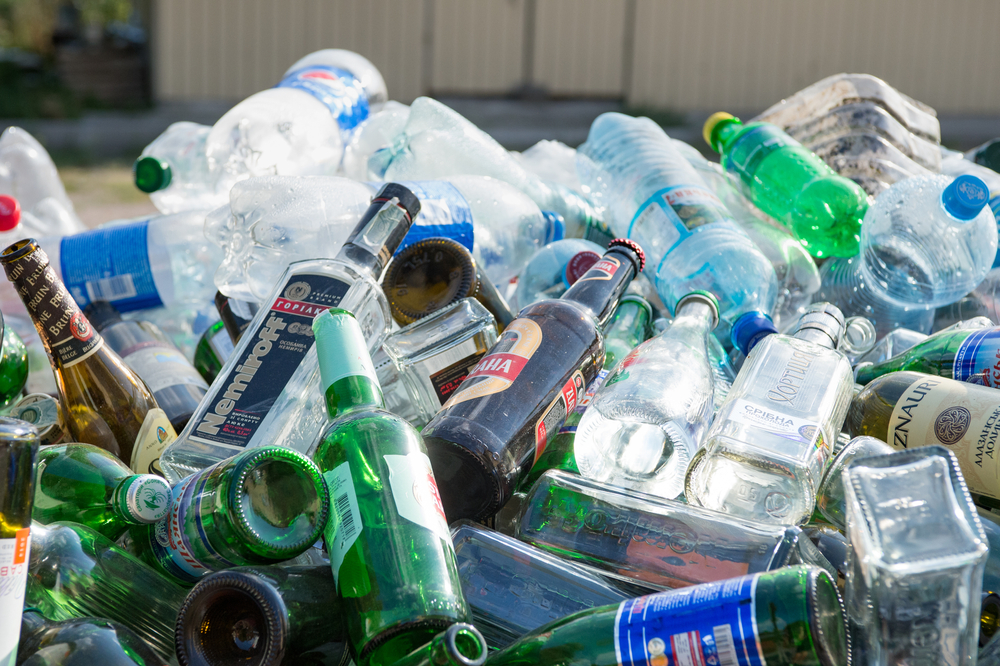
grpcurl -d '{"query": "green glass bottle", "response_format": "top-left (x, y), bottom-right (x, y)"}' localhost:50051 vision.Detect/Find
top-left (26, 521), bottom-right (187, 661)
top-left (704, 113), bottom-right (869, 258)
top-left (193, 320), bottom-right (232, 385)
top-left (311, 308), bottom-right (471, 666)
top-left (0, 418), bottom-right (39, 666)
top-left (393, 624), bottom-right (486, 666)
top-left (32, 443), bottom-right (171, 541)
top-left (17, 609), bottom-right (167, 666)
top-left (855, 325), bottom-right (1000, 386)
top-left (130, 446), bottom-right (330, 585)
top-left (0, 311), bottom-right (28, 409)
top-left (175, 565), bottom-right (347, 666)
top-left (519, 295), bottom-right (653, 491)
top-left (486, 565), bottom-right (846, 666)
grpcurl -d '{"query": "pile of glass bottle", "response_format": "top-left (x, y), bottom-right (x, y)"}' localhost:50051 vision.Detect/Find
top-left (3, 52), bottom-right (1000, 666)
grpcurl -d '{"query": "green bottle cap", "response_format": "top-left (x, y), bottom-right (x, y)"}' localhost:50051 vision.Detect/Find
top-left (133, 156), bottom-right (172, 193)
top-left (313, 308), bottom-right (379, 393)
top-left (114, 474), bottom-right (172, 524)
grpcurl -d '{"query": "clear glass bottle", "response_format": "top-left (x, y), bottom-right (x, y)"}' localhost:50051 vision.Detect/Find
top-left (685, 303), bottom-right (855, 525)
top-left (574, 291), bottom-right (718, 500)
top-left (812, 435), bottom-right (893, 530)
top-left (375, 298), bottom-right (498, 428)
top-left (844, 446), bottom-right (988, 666)
top-left (159, 183), bottom-right (420, 482)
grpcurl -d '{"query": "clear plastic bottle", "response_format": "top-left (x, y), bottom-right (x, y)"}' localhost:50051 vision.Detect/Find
top-left (574, 292), bottom-right (718, 500)
top-left (511, 238), bottom-right (604, 311)
top-left (577, 112), bottom-right (777, 322)
top-left (341, 100), bottom-right (411, 181)
top-left (133, 121), bottom-right (228, 214)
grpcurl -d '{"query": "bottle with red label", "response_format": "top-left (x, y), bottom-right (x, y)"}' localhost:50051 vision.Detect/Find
top-left (421, 238), bottom-right (645, 522)
top-left (311, 308), bottom-right (471, 666)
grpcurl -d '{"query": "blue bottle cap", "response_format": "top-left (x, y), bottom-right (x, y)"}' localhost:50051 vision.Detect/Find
top-left (541, 211), bottom-right (565, 244)
top-left (730, 310), bottom-right (778, 355)
top-left (942, 174), bottom-right (990, 221)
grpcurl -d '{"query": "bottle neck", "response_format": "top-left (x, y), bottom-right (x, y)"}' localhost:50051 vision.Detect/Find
top-left (793, 328), bottom-right (839, 349)
top-left (560, 247), bottom-right (641, 326)
top-left (336, 188), bottom-right (417, 277)
top-left (111, 474), bottom-right (171, 525)
top-left (670, 301), bottom-right (716, 336)
top-left (314, 309), bottom-right (385, 419)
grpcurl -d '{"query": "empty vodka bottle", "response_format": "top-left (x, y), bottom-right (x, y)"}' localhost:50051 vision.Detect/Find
top-left (685, 303), bottom-right (855, 525)
top-left (812, 435), bottom-right (893, 530)
top-left (175, 565), bottom-right (348, 666)
top-left (577, 112), bottom-right (777, 322)
top-left (704, 113), bottom-right (869, 257)
top-left (451, 521), bottom-right (628, 649)
top-left (133, 121), bottom-right (226, 214)
top-left (32, 443), bottom-right (171, 541)
top-left (844, 446), bottom-right (988, 666)
top-left (516, 471), bottom-right (811, 591)
top-left (159, 183), bottom-right (418, 482)
top-left (17, 610), bottom-right (167, 666)
top-left (574, 291), bottom-right (717, 500)
top-left (486, 565), bottom-right (847, 666)
top-left (511, 238), bottom-right (604, 310)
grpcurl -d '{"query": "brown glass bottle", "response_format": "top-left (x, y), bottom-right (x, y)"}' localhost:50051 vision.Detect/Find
top-left (214, 290), bottom-right (258, 344)
top-left (421, 239), bottom-right (644, 522)
top-left (383, 236), bottom-right (514, 331)
top-left (1, 239), bottom-right (177, 474)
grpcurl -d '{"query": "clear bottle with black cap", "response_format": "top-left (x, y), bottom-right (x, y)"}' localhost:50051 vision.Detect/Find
top-left (84, 300), bottom-right (208, 432)
top-left (686, 302), bottom-right (855, 525)
top-left (159, 183), bottom-right (420, 483)
top-left (421, 238), bottom-right (645, 522)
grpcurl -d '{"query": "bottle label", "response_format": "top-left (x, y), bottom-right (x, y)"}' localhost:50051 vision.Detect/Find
top-left (727, 398), bottom-right (826, 452)
top-left (615, 573), bottom-right (763, 666)
top-left (395, 181), bottom-right (475, 255)
top-left (443, 318), bottom-right (542, 407)
top-left (576, 256), bottom-right (620, 283)
top-left (0, 528), bottom-right (30, 665)
top-left (60, 221), bottom-right (163, 311)
top-left (557, 369), bottom-right (610, 436)
top-left (275, 65), bottom-right (369, 132)
top-left (209, 327), bottom-right (235, 362)
top-left (121, 341), bottom-right (209, 393)
top-left (315, 312), bottom-right (379, 392)
top-left (191, 273), bottom-right (351, 451)
top-left (564, 250), bottom-right (601, 285)
top-left (535, 371), bottom-right (585, 461)
top-left (384, 452), bottom-right (450, 541)
top-left (323, 462), bottom-right (364, 588)
top-left (429, 350), bottom-right (488, 406)
top-left (953, 327), bottom-right (1000, 387)
top-left (887, 375), bottom-right (1000, 498)
top-left (4, 243), bottom-right (104, 368)
top-left (725, 123), bottom-right (797, 187)
top-left (115, 475), bottom-right (172, 524)
top-left (130, 407), bottom-right (177, 476)
top-left (628, 185), bottom-right (733, 260)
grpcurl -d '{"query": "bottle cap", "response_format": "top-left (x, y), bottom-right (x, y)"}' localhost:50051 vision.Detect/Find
top-left (113, 474), bottom-right (171, 524)
top-left (133, 156), bottom-right (173, 193)
top-left (702, 112), bottom-right (735, 151)
top-left (675, 290), bottom-right (720, 329)
top-left (942, 174), bottom-right (990, 221)
top-left (797, 302), bottom-right (846, 348)
top-left (730, 310), bottom-right (778, 355)
top-left (607, 238), bottom-right (645, 273)
top-left (0, 195), bottom-right (20, 232)
top-left (563, 250), bottom-right (601, 287)
top-left (83, 300), bottom-right (124, 332)
top-left (542, 211), bottom-right (565, 244)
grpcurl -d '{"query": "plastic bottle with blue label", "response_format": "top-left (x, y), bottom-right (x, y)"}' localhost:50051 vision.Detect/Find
top-left (577, 112), bottom-right (777, 324)
top-left (209, 174), bottom-right (560, 304)
top-left (204, 49), bottom-right (386, 184)
top-left (818, 174), bottom-right (997, 336)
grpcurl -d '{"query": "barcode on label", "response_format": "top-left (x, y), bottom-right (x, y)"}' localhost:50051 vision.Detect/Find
top-left (713, 624), bottom-right (739, 666)
top-left (86, 273), bottom-right (137, 302)
top-left (334, 491), bottom-right (359, 546)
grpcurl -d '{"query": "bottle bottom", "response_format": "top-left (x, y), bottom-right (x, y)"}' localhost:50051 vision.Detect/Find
top-left (422, 420), bottom-right (509, 522)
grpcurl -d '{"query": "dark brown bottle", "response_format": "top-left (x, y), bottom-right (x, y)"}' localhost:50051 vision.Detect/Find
top-left (421, 239), bottom-right (644, 522)
top-left (382, 236), bottom-right (514, 331)
top-left (214, 290), bottom-right (259, 344)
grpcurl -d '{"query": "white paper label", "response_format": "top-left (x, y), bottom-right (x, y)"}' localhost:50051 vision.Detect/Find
top-left (384, 452), bottom-right (450, 541)
top-left (130, 407), bottom-right (177, 476)
top-left (323, 462), bottom-right (363, 587)
top-left (0, 529), bottom-right (30, 666)
top-left (727, 398), bottom-right (824, 448)
top-left (124, 345), bottom-right (210, 393)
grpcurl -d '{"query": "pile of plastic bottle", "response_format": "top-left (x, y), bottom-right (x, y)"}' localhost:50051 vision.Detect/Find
top-left (5, 49), bottom-right (1000, 666)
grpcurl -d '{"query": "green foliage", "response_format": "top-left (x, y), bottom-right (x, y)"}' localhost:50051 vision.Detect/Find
top-left (0, 0), bottom-right (132, 54)
top-left (0, 61), bottom-right (81, 118)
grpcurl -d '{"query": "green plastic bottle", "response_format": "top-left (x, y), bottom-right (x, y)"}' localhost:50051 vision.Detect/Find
top-left (855, 325), bottom-right (1000, 386)
top-left (33, 443), bottom-right (171, 540)
top-left (704, 112), bottom-right (869, 258)
top-left (311, 308), bottom-right (471, 666)
top-left (519, 295), bottom-right (653, 491)
top-left (486, 565), bottom-right (846, 666)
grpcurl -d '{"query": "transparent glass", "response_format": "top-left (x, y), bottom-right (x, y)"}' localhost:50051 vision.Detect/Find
top-left (844, 447), bottom-right (987, 666)
top-left (379, 299), bottom-right (497, 428)
top-left (813, 435), bottom-right (893, 530)
top-left (685, 328), bottom-right (855, 525)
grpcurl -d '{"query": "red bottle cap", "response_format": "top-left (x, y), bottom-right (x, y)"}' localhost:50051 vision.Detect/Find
top-left (608, 238), bottom-right (645, 272)
top-left (0, 195), bottom-right (20, 232)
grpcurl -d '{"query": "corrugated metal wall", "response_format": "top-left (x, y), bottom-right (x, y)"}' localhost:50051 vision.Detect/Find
top-left (152, 0), bottom-right (1000, 113)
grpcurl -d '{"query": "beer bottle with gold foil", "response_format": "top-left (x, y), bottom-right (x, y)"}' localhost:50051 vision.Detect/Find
top-left (1, 239), bottom-right (177, 475)
top-left (421, 239), bottom-right (644, 522)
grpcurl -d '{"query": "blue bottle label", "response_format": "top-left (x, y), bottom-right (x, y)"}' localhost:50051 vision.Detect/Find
top-left (953, 327), bottom-right (1000, 387)
top-left (393, 181), bottom-right (475, 255)
top-left (628, 185), bottom-right (734, 264)
top-left (615, 573), bottom-right (763, 666)
top-left (59, 221), bottom-right (162, 311)
top-left (275, 65), bottom-right (369, 132)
